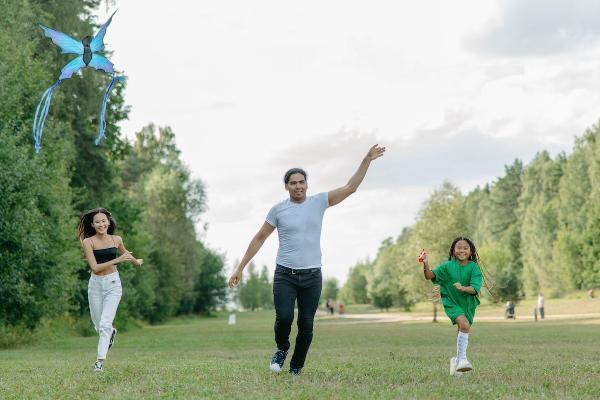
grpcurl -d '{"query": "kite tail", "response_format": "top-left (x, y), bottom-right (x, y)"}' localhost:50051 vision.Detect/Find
top-left (32, 80), bottom-right (62, 153)
top-left (95, 74), bottom-right (118, 145)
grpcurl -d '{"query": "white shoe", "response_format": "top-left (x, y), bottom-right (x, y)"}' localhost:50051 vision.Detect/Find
top-left (93, 361), bottom-right (104, 372)
top-left (270, 362), bottom-right (282, 373)
top-left (450, 357), bottom-right (463, 377)
top-left (456, 358), bottom-right (473, 372)
top-left (270, 349), bottom-right (287, 373)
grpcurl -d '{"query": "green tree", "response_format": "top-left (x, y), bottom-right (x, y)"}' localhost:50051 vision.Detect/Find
top-left (193, 248), bottom-right (228, 314)
top-left (340, 262), bottom-right (370, 304)
top-left (0, 0), bottom-right (82, 330)
top-left (322, 278), bottom-right (340, 303)
top-left (239, 263), bottom-right (262, 311)
top-left (258, 265), bottom-right (273, 310)
top-left (518, 152), bottom-right (564, 296)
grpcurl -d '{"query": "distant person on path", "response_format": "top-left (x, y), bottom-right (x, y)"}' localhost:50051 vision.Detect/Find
top-left (537, 293), bottom-right (545, 320)
top-left (78, 208), bottom-right (143, 372)
top-left (228, 145), bottom-right (385, 376)
top-left (326, 298), bottom-right (335, 315)
top-left (418, 237), bottom-right (483, 377)
top-left (588, 288), bottom-right (595, 299)
top-left (505, 300), bottom-right (515, 319)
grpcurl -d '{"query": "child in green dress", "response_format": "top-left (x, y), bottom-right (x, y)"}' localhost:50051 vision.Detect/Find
top-left (418, 237), bottom-right (483, 376)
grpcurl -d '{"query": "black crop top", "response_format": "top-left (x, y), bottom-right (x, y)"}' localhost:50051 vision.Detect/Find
top-left (92, 236), bottom-right (118, 264)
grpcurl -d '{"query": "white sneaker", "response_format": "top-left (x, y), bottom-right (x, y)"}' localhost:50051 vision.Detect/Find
top-left (456, 358), bottom-right (473, 372)
top-left (450, 357), bottom-right (463, 377)
top-left (269, 349), bottom-right (287, 373)
top-left (270, 362), bottom-right (282, 373)
top-left (93, 361), bottom-right (104, 372)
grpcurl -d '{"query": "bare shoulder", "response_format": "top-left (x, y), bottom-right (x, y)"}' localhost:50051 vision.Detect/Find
top-left (81, 237), bottom-right (94, 251)
top-left (113, 235), bottom-right (123, 245)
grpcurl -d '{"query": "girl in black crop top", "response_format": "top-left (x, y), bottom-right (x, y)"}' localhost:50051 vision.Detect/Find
top-left (77, 207), bottom-right (143, 372)
top-left (78, 208), bottom-right (143, 275)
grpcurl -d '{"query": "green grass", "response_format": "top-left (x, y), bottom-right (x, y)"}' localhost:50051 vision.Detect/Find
top-left (0, 309), bottom-right (599, 399)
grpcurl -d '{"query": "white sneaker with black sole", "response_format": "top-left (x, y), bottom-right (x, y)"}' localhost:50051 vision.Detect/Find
top-left (456, 358), bottom-right (473, 372)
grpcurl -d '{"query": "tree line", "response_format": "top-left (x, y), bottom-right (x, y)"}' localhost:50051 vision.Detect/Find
top-left (341, 124), bottom-right (600, 309)
top-left (0, 0), bottom-right (227, 340)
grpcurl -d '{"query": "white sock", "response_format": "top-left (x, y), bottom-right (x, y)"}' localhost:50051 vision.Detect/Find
top-left (457, 332), bottom-right (469, 361)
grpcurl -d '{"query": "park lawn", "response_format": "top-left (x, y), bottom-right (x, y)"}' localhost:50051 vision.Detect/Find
top-left (0, 310), bottom-right (598, 399)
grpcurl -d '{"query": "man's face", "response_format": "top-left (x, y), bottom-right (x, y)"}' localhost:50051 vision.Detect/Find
top-left (286, 173), bottom-right (307, 202)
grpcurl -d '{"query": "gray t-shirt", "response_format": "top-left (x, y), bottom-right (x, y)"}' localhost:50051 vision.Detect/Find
top-left (266, 192), bottom-right (329, 269)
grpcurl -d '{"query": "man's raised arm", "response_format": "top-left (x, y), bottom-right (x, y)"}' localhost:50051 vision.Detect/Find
top-left (328, 144), bottom-right (385, 207)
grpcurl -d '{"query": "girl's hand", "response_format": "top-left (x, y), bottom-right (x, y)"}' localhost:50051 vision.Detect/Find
top-left (134, 258), bottom-right (144, 266)
top-left (418, 249), bottom-right (428, 264)
top-left (228, 268), bottom-right (243, 288)
top-left (453, 282), bottom-right (463, 291)
top-left (118, 251), bottom-right (136, 263)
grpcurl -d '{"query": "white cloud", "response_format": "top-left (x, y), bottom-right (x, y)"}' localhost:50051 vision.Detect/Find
top-left (466, 0), bottom-right (600, 56)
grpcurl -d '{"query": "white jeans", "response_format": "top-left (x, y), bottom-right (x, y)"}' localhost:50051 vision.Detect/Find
top-left (88, 271), bottom-right (122, 360)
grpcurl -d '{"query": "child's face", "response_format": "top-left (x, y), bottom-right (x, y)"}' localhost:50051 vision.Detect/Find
top-left (453, 240), bottom-right (471, 262)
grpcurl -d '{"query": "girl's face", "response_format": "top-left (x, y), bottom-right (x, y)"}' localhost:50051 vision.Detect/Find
top-left (91, 213), bottom-right (110, 234)
top-left (453, 240), bottom-right (472, 262)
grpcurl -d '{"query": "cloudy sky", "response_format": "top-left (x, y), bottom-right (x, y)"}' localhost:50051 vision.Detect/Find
top-left (95, 0), bottom-right (600, 282)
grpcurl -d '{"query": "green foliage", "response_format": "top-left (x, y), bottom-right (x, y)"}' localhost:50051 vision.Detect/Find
top-left (349, 123), bottom-right (600, 306)
top-left (119, 125), bottom-right (224, 322)
top-left (192, 248), bottom-right (228, 314)
top-left (0, 0), bottom-right (80, 330)
top-left (238, 263), bottom-right (272, 311)
top-left (0, 2), bottom-right (225, 340)
top-left (322, 278), bottom-right (340, 302)
top-left (369, 279), bottom-right (394, 311)
top-left (340, 262), bottom-right (369, 304)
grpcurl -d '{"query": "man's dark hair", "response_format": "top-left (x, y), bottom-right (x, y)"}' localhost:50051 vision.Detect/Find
top-left (284, 168), bottom-right (307, 184)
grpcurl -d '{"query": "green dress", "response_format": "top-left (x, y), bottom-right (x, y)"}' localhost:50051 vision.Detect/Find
top-left (432, 259), bottom-right (482, 325)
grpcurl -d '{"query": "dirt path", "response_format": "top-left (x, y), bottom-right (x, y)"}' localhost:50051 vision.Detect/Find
top-left (326, 312), bottom-right (600, 324)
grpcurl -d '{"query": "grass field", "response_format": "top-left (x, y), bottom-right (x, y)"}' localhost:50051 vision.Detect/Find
top-left (0, 299), bottom-right (599, 399)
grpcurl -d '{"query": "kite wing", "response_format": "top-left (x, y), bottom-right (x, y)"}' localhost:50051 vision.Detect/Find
top-left (90, 11), bottom-right (117, 53)
top-left (88, 54), bottom-right (115, 74)
top-left (59, 56), bottom-right (86, 80)
top-left (39, 25), bottom-right (83, 54)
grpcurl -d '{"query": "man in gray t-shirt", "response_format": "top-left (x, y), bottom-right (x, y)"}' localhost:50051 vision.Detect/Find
top-left (266, 191), bottom-right (329, 269)
top-left (229, 144), bottom-right (385, 375)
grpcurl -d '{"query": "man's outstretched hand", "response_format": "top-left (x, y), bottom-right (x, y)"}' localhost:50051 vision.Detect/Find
top-left (366, 144), bottom-right (386, 161)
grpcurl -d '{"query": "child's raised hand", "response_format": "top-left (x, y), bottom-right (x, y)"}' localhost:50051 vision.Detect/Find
top-left (418, 249), bottom-right (428, 264)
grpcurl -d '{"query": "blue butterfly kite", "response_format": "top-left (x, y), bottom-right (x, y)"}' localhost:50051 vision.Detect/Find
top-left (33, 11), bottom-right (123, 153)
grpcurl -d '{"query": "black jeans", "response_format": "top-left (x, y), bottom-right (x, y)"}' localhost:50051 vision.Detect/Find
top-left (273, 265), bottom-right (322, 369)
